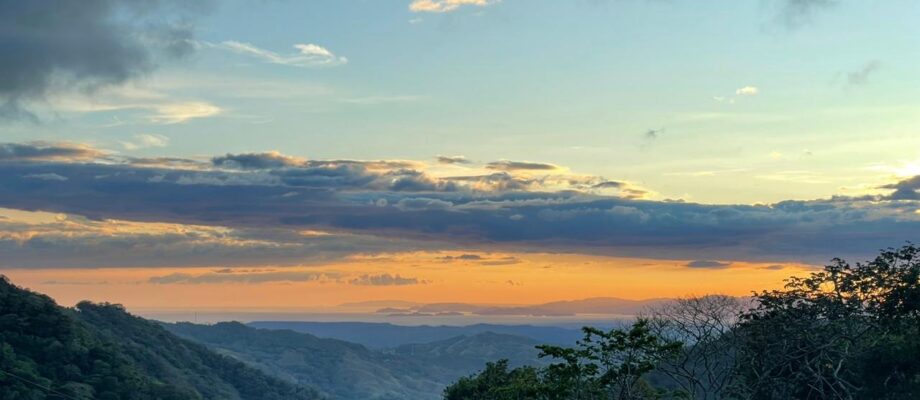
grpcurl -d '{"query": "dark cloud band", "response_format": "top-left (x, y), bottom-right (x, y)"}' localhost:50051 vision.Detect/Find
top-left (0, 0), bottom-right (207, 119)
top-left (0, 143), bottom-right (917, 265)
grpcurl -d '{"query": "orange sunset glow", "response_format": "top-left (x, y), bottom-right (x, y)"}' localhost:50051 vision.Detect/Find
top-left (4, 251), bottom-right (811, 312)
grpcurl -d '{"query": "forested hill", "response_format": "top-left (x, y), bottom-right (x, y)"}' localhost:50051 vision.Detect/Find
top-left (166, 321), bottom-right (442, 400)
top-left (0, 277), bottom-right (323, 400)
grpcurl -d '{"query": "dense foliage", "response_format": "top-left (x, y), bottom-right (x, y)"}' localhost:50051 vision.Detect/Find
top-left (445, 245), bottom-right (920, 400)
top-left (444, 320), bottom-right (681, 400)
top-left (0, 277), bottom-right (321, 400)
top-left (735, 244), bottom-right (920, 399)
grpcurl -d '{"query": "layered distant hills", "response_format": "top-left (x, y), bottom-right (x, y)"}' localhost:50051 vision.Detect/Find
top-left (404, 297), bottom-right (670, 317)
top-left (1, 277), bottom-right (584, 399)
top-left (339, 297), bottom-right (669, 318)
top-left (248, 321), bottom-right (584, 349)
top-left (1, 276), bottom-right (671, 399)
top-left (164, 321), bottom-right (549, 400)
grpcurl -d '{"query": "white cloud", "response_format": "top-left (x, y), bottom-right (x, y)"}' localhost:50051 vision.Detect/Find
top-left (294, 44), bottom-right (333, 58)
top-left (735, 86), bottom-right (759, 96)
top-left (409, 0), bottom-right (496, 13)
top-left (121, 134), bottom-right (170, 150)
top-left (148, 102), bottom-right (222, 124)
top-left (219, 41), bottom-right (347, 67)
top-left (713, 86), bottom-right (761, 104)
top-left (48, 85), bottom-right (221, 125)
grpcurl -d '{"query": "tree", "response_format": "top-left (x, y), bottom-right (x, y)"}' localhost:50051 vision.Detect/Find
top-left (444, 319), bottom-right (682, 400)
top-left (443, 360), bottom-right (543, 400)
top-left (540, 319), bottom-right (682, 400)
top-left (645, 295), bottom-right (746, 399)
top-left (734, 244), bottom-right (920, 399)
top-left (447, 245), bottom-right (920, 400)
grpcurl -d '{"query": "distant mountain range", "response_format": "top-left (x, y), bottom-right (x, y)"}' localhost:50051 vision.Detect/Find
top-left (337, 300), bottom-right (423, 310)
top-left (340, 297), bottom-right (669, 317)
top-left (247, 321), bottom-right (585, 349)
top-left (165, 322), bottom-right (548, 400)
top-left (406, 297), bottom-right (671, 317)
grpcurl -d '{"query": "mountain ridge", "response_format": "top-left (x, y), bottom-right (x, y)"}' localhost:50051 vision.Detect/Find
top-left (247, 321), bottom-right (585, 349)
top-left (0, 277), bottom-right (322, 400)
top-left (165, 321), bottom-right (551, 400)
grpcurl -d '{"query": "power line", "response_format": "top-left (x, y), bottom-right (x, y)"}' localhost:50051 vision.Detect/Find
top-left (0, 368), bottom-right (82, 400)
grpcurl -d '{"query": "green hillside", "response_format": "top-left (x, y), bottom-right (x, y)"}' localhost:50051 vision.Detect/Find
top-left (0, 277), bottom-right (322, 400)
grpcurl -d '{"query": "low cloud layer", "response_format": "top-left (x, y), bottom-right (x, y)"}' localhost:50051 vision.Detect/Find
top-left (487, 160), bottom-right (560, 171)
top-left (437, 155), bottom-right (471, 165)
top-left (686, 260), bottom-right (733, 269)
top-left (0, 142), bottom-right (104, 162)
top-left (147, 270), bottom-right (426, 286)
top-left (349, 273), bottom-right (426, 286)
top-left (149, 270), bottom-right (334, 285)
top-left (0, 207), bottom-right (434, 269)
top-left (881, 177), bottom-right (920, 200)
top-left (0, 141), bottom-right (917, 266)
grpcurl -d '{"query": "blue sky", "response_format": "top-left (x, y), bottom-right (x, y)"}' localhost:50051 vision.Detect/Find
top-left (4, 0), bottom-right (920, 204)
top-left (1, 1), bottom-right (920, 308)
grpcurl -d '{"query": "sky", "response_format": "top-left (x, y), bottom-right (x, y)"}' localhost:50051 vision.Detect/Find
top-left (1, 0), bottom-right (919, 317)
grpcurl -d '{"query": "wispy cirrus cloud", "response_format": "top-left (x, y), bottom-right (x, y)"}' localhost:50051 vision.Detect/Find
top-left (339, 95), bottom-right (422, 105)
top-left (148, 269), bottom-right (428, 286)
top-left (48, 85), bottom-right (221, 124)
top-left (22, 173), bottom-right (68, 182)
top-left (147, 102), bottom-right (222, 124)
top-left (409, 0), bottom-right (497, 13)
top-left (217, 41), bottom-right (348, 68)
